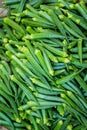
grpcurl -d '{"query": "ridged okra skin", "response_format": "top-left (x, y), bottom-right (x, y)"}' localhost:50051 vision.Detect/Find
top-left (4, 17), bottom-right (25, 36)
top-left (0, 0), bottom-right (87, 130)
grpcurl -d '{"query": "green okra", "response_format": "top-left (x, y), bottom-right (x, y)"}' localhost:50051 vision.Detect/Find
top-left (0, 77), bottom-right (12, 95)
top-left (22, 59), bottom-right (43, 79)
top-left (68, 41), bottom-right (77, 49)
top-left (62, 22), bottom-right (80, 38)
top-left (28, 115), bottom-right (39, 130)
top-left (4, 17), bottom-right (25, 35)
top-left (16, 53), bottom-right (25, 58)
top-left (0, 68), bottom-right (12, 93)
top-left (24, 30), bottom-right (65, 40)
top-left (54, 120), bottom-right (63, 130)
top-left (0, 102), bottom-right (14, 113)
top-left (11, 55), bottom-right (37, 77)
top-left (80, 1), bottom-right (87, 14)
top-left (30, 78), bottom-right (51, 90)
top-left (42, 49), bottom-right (54, 76)
top-left (13, 122), bottom-right (24, 128)
top-left (57, 57), bottom-right (70, 63)
top-left (67, 12), bottom-right (87, 30)
top-left (18, 104), bottom-right (30, 111)
top-left (21, 46), bottom-right (48, 78)
top-left (38, 10), bottom-right (53, 23)
top-left (10, 80), bottom-right (18, 97)
top-left (36, 86), bottom-right (65, 95)
top-left (26, 4), bottom-right (38, 14)
top-left (54, 69), bottom-right (65, 76)
top-left (1, 1), bottom-right (87, 129)
top-left (62, 39), bottom-right (68, 53)
top-left (84, 74), bottom-right (87, 81)
top-left (23, 10), bottom-right (53, 26)
top-left (30, 0), bottom-right (44, 8)
top-left (0, 62), bottom-right (10, 78)
top-left (66, 81), bottom-right (83, 97)
top-left (9, 40), bottom-right (24, 45)
top-left (70, 47), bottom-right (87, 53)
top-left (10, 75), bottom-right (37, 102)
top-left (61, 83), bottom-right (77, 94)
top-left (0, 96), bottom-right (8, 105)
top-left (78, 39), bottom-right (83, 63)
top-left (0, 120), bottom-right (11, 130)
top-left (45, 49), bottom-right (58, 62)
top-left (42, 42), bottom-right (68, 57)
top-left (17, 0), bottom-right (26, 13)
top-left (59, 14), bottom-right (84, 37)
top-left (53, 63), bottom-right (66, 70)
top-left (22, 18), bottom-right (55, 28)
top-left (15, 0), bottom-right (26, 22)
top-left (75, 3), bottom-right (87, 21)
top-left (5, 44), bottom-right (17, 54)
top-left (35, 93), bottom-right (65, 102)
top-left (32, 17), bottom-right (54, 26)
top-left (3, 24), bottom-right (17, 40)
top-left (72, 61), bottom-right (87, 68)
top-left (2, 0), bottom-right (20, 4)
top-left (66, 124), bottom-right (73, 130)
top-left (67, 91), bottom-right (86, 112)
top-left (61, 94), bottom-right (85, 114)
top-left (26, 26), bottom-right (36, 34)
top-left (75, 75), bottom-right (87, 92)
top-left (57, 103), bottom-right (65, 116)
top-left (55, 6), bottom-right (63, 16)
top-left (24, 40), bottom-right (39, 63)
top-left (59, 0), bottom-right (71, 9)
top-left (48, 9), bottom-right (66, 36)
top-left (40, 5), bottom-right (51, 11)
top-left (41, 109), bottom-right (48, 124)
top-left (22, 9), bottom-right (38, 18)
top-left (27, 100), bottom-right (60, 107)
top-left (60, 114), bottom-right (72, 130)
top-left (73, 125), bottom-right (86, 130)
top-left (15, 67), bottom-right (36, 90)
top-left (7, 3), bottom-right (19, 9)
top-left (56, 70), bottom-right (82, 85)
top-left (0, 89), bottom-right (18, 114)
top-left (0, 112), bottom-right (14, 129)
top-left (35, 49), bottom-right (49, 74)
top-left (44, 0), bottom-right (58, 3)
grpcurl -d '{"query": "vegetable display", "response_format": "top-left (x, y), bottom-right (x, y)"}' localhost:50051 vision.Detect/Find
top-left (0, 0), bottom-right (87, 130)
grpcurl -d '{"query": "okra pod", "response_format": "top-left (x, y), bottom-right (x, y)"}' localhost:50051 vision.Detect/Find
top-left (24, 31), bottom-right (65, 40)
top-left (75, 3), bottom-right (87, 20)
top-left (4, 17), bottom-right (25, 35)
top-left (78, 39), bottom-right (82, 63)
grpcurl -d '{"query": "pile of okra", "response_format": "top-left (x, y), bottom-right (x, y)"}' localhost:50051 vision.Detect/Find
top-left (0, 0), bottom-right (87, 130)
